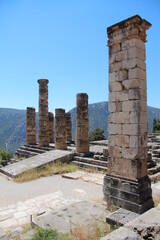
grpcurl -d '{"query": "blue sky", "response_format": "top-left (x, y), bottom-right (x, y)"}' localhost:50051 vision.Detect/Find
top-left (0, 0), bottom-right (160, 112)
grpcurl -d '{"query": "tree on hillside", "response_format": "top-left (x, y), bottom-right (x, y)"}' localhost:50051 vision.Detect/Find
top-left (153, 118), bottom-right (160, 133)
top-left (89, 128), bottom-right (106, 141)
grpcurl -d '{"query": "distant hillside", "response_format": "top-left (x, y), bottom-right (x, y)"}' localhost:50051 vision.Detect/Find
top-left (0, 103), bottom-right (160, 153)
top-left (70, 102), bottom-right (160, 140)
top-left (0, 108), bottom-right (38, 153)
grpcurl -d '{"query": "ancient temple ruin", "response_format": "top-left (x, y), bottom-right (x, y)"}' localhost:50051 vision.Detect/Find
top-left (103, 15), bottom-right (154, 213)
top-left (26, 107), bottom-right (36, 145)
top-left (66, 112), bottom-right (72, 143)
top-left (55, 108), bottom-right (67, 150)
top-left (37, 79), bottom-right (49, 147)
top-left (76, 93), bottom-right (89, 153)
top-left (48, 112), bottom-right (54, 143)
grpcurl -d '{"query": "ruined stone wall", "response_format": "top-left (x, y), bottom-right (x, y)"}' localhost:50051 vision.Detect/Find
top-left (26, 107), bottom-right (36, 145)
top-left (76, 93), bottom-right (89, 153)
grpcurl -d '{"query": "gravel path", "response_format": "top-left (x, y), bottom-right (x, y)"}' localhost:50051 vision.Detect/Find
top-left (0, 173), bottom-right (103, 208)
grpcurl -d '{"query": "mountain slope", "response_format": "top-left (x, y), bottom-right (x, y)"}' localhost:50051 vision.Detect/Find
top-left (0, 103), bottom-right (160, 153)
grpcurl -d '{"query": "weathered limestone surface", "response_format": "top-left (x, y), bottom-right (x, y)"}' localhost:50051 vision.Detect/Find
top-left (76, 93), bottom-right (89, 153)
top-left (55, 109), bottom-right (67, 150)
top-left (104, 15), bottom-right (154, 213)
top-left (48, 112), bottom-right (54, 143)
top-left (37, 79), bottom-right (49, 147)
top-left (66, 112), bottom-right (72, 142)
top-left (26, 107), bottom-right (36, 145)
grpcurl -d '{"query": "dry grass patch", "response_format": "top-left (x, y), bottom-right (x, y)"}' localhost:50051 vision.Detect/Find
top-left (153, 195), bottom-right (160, 207)
top-left (15, 162), bottom-right (77, 183)
top-left (70, 224), bottom-right (111, 240)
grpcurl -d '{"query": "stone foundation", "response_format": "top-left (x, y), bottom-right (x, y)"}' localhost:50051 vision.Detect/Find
top-left (104, 174), bottom-right (153, 214)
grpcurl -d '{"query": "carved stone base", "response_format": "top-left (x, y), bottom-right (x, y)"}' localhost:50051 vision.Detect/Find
top-left (103, 174), bottom-right (154, 214)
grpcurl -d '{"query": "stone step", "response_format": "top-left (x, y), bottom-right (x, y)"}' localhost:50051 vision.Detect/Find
top-left (20, 145), bottom-right (45, 154)
top-left (15, 149), bottom-right (37, 158)
top-left (72, 160), bottom-right (107, 172)
top-left (148, 164), bottom-right (160, 175)
top-left (74, 156), bottom-right (107, 167)
top-left (0, 150), bottom-right (74, 178)
top-left (24, 144), bottom-right (54, 151)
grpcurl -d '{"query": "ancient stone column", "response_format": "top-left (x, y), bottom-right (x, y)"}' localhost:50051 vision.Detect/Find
top-left (55, 109), bottom-right (67, 150)
top-left (66, 112), bottom-right (72, 143)
top-left (37, 79), bottom-right (49, 147)
top-left (103, 15), bottom-right (154, 213)
top-left (26, 107), bottom-right (36, 145)
top-left (48, 112), bottom-right (54, 143)
top-left (76, 93), bottom-right (89, 153)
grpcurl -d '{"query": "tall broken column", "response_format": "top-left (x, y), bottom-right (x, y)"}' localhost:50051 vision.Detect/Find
top-left (26, 107), bottom-right (36, 145)
top-left (55, 109), bottom-right (67, 150)
top-left (103, 15), bottom-right (154, 213)
top-left (66, 112), bottom-right (72, 143)
top-left (37, 79), bottom-right (49, 147)
top-left (76, 93), bottom-right (89, 153)
top-left (48, 112), bottom-right (54, 143)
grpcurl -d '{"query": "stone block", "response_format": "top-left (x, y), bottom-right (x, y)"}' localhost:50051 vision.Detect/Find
top-left (122, 58), bottom-right (146, 70)
top-left (122, 124), bottom-right (138, 135)
top-left (128, 47), bottom-right (145, 60)
top-left (128, 89), bottom-right (146, 100)
top-left (116, 70), bottom-right (128, 81)
top-left (109, 92), bottom-right (115, 102)
top-left (108, 146), bottom-right (122, 158)
top-left (109, 82), bottom-right (123, 92)
top-left (115, 135), bottom-right (129, 148)
top-left (121, 38), bottom-right (145, 51)
top-left (108, 123), bottom-right (122, 135)
top-left (116, 112), bottom-right (130, 124)
top-left (115, 101), bottom-right (122, 112)
top-left (122, 79), bottom-right (139, 90)
top-left (108, 113), bottom-right (116, 123)
top-left (115, 50), bottom-right (127, 61)
top-left (115, 92), bottom-right (128, 101)
top-left (109, 72), bottom-right (116, 83)
top-left (109, 62), bottom-right (122, 72)
top-left (122, 147), bottom-right (139, 159)
top-left (109, 53), bottom-right (116, 64)
top-left (109, 102), bottom-right (116, 113)
top-left (122, 100), bottom-right (147, 112)
top-left (129, 68), bottom-right (146, 80)
top-left (108, 135), bottom-right (116, 147)
top-left (109, 43), bottom-right (121, 54)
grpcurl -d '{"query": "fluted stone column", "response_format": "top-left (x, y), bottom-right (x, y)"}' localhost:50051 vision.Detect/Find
top-left (55, 109), bottom-right (67, 150)
top-left (48, 112), bottom-right (54, 143)
top-left (37, 79), bottom-right (49, 147)
top-left (66, 112), bottom-right (72, 143)
top-left (76, 93), bottom-right (89, 153)
top-left (26, 107), bottom-right (36, 145)
top-left (103, 15), bottom-right (153, 213)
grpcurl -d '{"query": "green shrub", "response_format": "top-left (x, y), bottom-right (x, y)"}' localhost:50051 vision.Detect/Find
top-left (153, 118), bottom-right (160, 133)
top-left (31, 228), bottom-right (70, 240)
top-left (89, 128), bottom-right (106, 141)
top-left (0, 149), bottom-right (12, 161)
